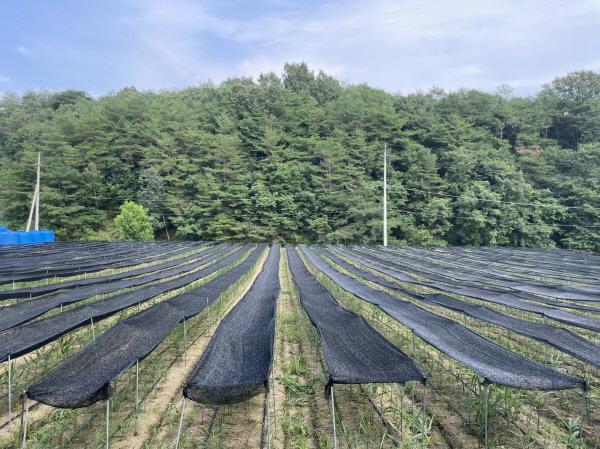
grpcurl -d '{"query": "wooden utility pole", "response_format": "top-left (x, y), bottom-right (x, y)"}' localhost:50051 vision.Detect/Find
top-left (34, 152), bottom-right (41, 230)
top-left (26, 152), bottom-right (41, 232)
top-left (383, 143), bottom-right (388, 247)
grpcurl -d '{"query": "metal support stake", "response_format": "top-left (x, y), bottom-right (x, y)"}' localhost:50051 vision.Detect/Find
top-left (134, 359), bottom-right (139, 435)
top-left (266, 391), bottom-right (271, 449)
top-left (182, 318), bottom-right (187, 365)
top-left (175, 398), bottom-right (188, 449)
top-left (398, 385), bottom-right (403, 435)
top-left (422, 385), bottom-right (427, 449)
top-left (271, 367), bottom-right (276, 430)
top-left (20, 392), bottom-right (29, 448)
top-left (483, 383), bottom-right (490, 449)
top-left (331, 386), bottom-right (338, 449)
top-left (105, 399), bottom-right (110, 449)
top-left (580, 386), bottom-right (588, 438)
top-left (8, 355), bottom-right (12, 431)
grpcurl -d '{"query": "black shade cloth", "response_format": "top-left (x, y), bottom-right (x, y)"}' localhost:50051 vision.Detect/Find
top-left (0, 245), bottom-right (245, 362)
top-left (371, 246), bottom-right (600, 302)
top-left (300, 245), bottom-right (585, 391)
top-left (287, 246), bottom-right (423, 392)
top-left (184, 245), bottom-right (281, 405)
top-left (0, 242), bottom-right (208, 300)
top-left (0, 242), bottom-right (200, 284)
top-left (338, 247), bottom-right (600, 333)
top-left (355, 247), bottom-right (600, 310)
top-left (0, 244), bottom-right (230, 332)
top-left (319, 247), bottom-right (600, 369)
top-left (27, 245), bottom-right (265, 408)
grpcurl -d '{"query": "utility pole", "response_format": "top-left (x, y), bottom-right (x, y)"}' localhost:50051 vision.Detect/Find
top-left (383, 142), bottom-right (388, 247)
top-left (26, 153), bottom-right (41, 232)
top-left (34, 152), bottom-right (41, 231)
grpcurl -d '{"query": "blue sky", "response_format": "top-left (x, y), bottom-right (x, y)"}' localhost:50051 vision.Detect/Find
top-left (1, 0), bottom-right (599, 96)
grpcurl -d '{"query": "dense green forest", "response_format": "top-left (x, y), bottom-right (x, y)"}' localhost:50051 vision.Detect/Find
top-left (1, 64), bottom-right (599, 250)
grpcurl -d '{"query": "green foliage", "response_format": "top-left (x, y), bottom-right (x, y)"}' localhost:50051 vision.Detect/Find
top-left (113, 201), bottom-right (154, 240)
top-left (1, 66), bottom-right (599, 249)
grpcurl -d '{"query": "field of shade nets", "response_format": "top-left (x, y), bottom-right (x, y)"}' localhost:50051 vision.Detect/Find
top-left (0, 241), bottom-right (598, 449)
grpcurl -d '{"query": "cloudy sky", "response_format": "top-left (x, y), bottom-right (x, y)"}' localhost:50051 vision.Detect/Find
top-left (1, 0), bottom-right (599, 96)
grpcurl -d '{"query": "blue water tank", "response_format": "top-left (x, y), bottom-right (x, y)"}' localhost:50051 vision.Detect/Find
top-left (0, 232), bottom-right (18, 245)
top-left (40, 229), bottom-right (55, 243)
top-left (17, 230), bottom-right (34, 244)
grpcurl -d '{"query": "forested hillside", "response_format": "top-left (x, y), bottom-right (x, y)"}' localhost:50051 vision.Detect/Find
top-left (1, 64), bottom-right (599, 250)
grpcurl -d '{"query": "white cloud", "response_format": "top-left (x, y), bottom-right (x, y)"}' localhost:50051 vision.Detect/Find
top-left (16, 46), bottom-right (29, 56)
top-left (113, 0), bottom-right (600, 93)
top-left (0, 75), bottom-right (12, 83)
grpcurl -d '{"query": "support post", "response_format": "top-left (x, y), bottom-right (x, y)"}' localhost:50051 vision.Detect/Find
top-left (383, 142), bottom-right (388, 247)
top-left (8, 355), bottom-right (12, 431)
top-left (134, 359), bottom-right (139, 435)
top-left (105, 398), bottom-right (110, 449)
top-left (330, 385), bottom-right (338, 449)
top-left (422, 383), bottom-right (427, 449)
top-left (580, 386), bottom-right (588, 439)
top-left (483, 383), bottom-right (490, 449)
top-left (182, 318), bottom-right (187, 365)
top-left (175, 398), bottom-right (187, 449)
top-left (19, 392), bottom-right (28, 448)
top-left (266, 391), bottom-right (271, 449)
top-left (271, 367), bottom-right (276, 431)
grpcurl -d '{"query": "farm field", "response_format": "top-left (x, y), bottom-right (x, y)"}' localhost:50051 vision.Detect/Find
top-left (0, 242), bottom-right (598, 449)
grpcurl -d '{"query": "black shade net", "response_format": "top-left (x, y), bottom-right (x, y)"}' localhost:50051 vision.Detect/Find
top-left (300, 245), bottom-right (585, 391)
top-left (355, 247), bottom-right (600, 310)
top-left (26, 244), bottom-right (265, 408)
top-left (338, 247), bottom-right (600, 332)
top-left (0, 244), bottom-right (230, 331)
top-left (320, 247), bottom-right (600, 369)
top-left (0, 243), bottom-right (208, 300)
top-left (372, 246), bottom-right (600, 302)
top-left (287, 246), bottom-right (424, 392)
top-left (0, 245), bottom-right (246, 362)
top-left (184, 245), bottom-right (281, 405)
top-left (0, 242), bottom-right (202, 284)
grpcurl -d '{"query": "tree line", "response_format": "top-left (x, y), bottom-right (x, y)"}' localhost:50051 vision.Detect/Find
top-left (1, 64), bottom-right (599, 250)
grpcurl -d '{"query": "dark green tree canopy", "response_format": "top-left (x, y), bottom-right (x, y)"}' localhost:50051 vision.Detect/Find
top-left (1, 66), bottom-right (599, 251)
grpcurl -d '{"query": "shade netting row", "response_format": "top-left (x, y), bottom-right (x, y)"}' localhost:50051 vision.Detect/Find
top-left (27, 244), bottom-right (266, 408)
top-left (0, 244), bottom-right (231, 331)
top-left (338, 247), bottom-right (600, 332)
top-left (320, 247), bottom-right (600, 369)
top-left (184, 244), bottom-right (281, 405)
top-left (300, 245), bottom-right (585, 391)
top-left (356, 247), bottom-right (600, 309)
top-left (0, 241), bottom-right (201, 284)
top-left (287, 246), bottom-right (424, 392)
top-left (376, 246), bottom-right (600, 301)
top-left (0, 242), bottom-right (209, 300)
top-left (0, 245), bottom-right (248, 362)
top-left (400, 246), bottom-right (600, 282)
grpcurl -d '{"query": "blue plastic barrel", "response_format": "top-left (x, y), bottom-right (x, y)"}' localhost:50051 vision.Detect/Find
top-left (47, 230), bottom-right (55, 242)
top-left (0, 232), bottom-right (18, 245)
top-left (40, 229), bottom-right (55, 243)
top-left (17, 230), bottom-right (33, 244)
